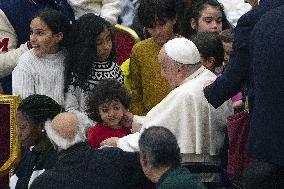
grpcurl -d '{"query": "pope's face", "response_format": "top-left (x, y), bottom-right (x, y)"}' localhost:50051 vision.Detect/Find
top-left (158, 48), bottom-right (178, 89)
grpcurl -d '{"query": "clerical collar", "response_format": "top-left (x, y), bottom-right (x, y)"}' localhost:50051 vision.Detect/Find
top-left (180, 66), bottom-right (206, 86)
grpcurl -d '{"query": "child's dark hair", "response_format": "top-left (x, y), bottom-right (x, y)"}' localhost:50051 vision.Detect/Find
top-left (191, 32), bottom-right (224, 68)
top-left (33, 8), bottom-right (71, 47)
top-left (186, 0), bottom-right (232, 37)
top-left (64, 13), bottom-right (115, 92)
top-left (86, 79), bottom-right (131, 123)
top-left (219, 28), bottom-right (234, 43)
top-left (138, 0), bottom-right (180, 28)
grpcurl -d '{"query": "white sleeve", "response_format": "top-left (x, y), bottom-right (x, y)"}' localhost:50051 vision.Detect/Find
top-left (131, 115), bottom-right (145, 133)
top-left (12, 56), bottom-right (34, 100)
top-left (116, 115), bottom-right (145, 151)
top-left (0, 9), bottom-right (28, 77)
top-left (101, 0), bottom-right (122, 24)
top-left (64, 85), bottom-right (80, 112)
top-left (117, 132), bottom-right (141, 152)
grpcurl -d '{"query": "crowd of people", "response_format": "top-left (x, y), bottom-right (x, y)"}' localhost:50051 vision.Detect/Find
top-left (1, 0), bottom-right (284, 188)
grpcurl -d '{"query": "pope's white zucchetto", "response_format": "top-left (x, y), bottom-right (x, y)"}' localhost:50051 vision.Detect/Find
top-left (164, 38), bottom-right (200, 65)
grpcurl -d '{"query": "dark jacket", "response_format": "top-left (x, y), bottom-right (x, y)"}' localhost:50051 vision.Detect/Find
top-left (204, 0), bottom-right (284, 109)
top-left (30, 142), bottom-right (148, 189)
top-left (204, 0), bottom-right (284, 166)
top-left (13, 146), bottom-right (57, 189)
top-left (248, 5), bottom-right (284, 166)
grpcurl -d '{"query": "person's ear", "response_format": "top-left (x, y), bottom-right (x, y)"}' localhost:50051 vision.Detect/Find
top-left (206, 57), bottom-right (216, 71)
top-left (190, 18), bottom-right (197, 30)
top-left (172, 15), bottom-right (178, 25)
top-left (54, 32), bottom-right (64, 43)
top-left (139, 152), bottom-right (148, 167)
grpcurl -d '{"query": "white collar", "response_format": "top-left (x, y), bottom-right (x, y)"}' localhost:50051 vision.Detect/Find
top-left (180, 66), bottom-right (206, 86)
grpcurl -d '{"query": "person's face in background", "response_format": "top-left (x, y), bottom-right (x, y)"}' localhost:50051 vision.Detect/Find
top-left (147, 18), bottom-right (177, 46)
top-left (222, 41), bottom-right (233, 66)
top-left (16, 112), bottom-right (43, 147)
top-left (96, 28), bottom-right (113, 62)
top-left (191, 4), bottom-right (223, 33)
top-left (30, 17), bottom-right (63, 57)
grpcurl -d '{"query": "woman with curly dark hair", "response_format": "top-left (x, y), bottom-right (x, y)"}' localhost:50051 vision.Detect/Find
top-left (64, 13), bottom-right (123, 112)
top-left (85, 79), bottom-right (131, 149)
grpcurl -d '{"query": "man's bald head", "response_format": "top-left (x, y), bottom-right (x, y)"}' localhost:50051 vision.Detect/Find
top-left (45, 112), bottom-right (87, 150)
top-left (52, 112), bottom-right (79, 141)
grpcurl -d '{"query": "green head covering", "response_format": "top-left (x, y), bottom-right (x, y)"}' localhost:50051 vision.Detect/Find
top-left (18, 94), bottom-right (65, 125)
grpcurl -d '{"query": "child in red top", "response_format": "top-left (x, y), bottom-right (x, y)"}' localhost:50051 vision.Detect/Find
top-left (85, 79), bottom-right (131, 148)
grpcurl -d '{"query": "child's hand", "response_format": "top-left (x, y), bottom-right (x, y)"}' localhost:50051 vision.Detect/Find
top-left (100, 137), bottom-right (119, 147)
top-left (119, 109), bottom-right (133, 128)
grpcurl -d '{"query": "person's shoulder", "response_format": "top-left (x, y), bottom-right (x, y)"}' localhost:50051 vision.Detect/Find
top-left (158, 166), bottom-right (205, 189)
top-left (18, 50), bottom-right (34, 63)
top-left (13, 50), bottom-right (35, 71)
top-left (29, 170), bottom-right (55, 189)
top-left (132, 37), bottom-right (156, 51)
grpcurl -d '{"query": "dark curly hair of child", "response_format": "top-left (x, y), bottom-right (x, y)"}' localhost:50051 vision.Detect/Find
top-left (64, 13), bottom-right (115, 92)
top-left (85, 79), bottom-right (131, 123)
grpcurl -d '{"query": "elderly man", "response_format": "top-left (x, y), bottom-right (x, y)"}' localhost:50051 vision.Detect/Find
top-left (30, 112), bottom-right (147, 189)
top-left (103, 38), bottom-right (233, 169)
top-left (139, 126), bottom-right (205, 189)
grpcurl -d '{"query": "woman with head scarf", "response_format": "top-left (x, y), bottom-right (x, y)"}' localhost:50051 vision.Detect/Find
top-left (9, 94), bottom-right (64, 189)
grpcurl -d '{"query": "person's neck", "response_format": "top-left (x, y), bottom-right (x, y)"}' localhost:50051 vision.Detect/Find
top-left (155, 33), bottom-right (176, 47)
top-left (34, 136), bottom-right (51, 152)
top-left (150, 165), bottom-right (172, 183)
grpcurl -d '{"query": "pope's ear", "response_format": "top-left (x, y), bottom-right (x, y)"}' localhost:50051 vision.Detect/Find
top-left (190, 18), bottom-right (197, 30)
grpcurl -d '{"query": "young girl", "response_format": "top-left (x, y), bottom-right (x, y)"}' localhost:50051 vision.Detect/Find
top-left (64, 13), bottom-right (123, 113)
top-left (85, 79), bottom-right (131, 149)
top-left (191, 32), bottom-right (224, 75)
top-left (182, 0), bottom-right (232, 38)
top-left (12, 9), bottom-right (70, 105)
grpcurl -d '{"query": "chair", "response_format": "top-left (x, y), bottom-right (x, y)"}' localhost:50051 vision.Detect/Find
top-left (181, 162), bottom-right (232, 189)
top-left (0, 95), bottom-right (20, 188)
top-left (114, 24), bottom-right (140, 66)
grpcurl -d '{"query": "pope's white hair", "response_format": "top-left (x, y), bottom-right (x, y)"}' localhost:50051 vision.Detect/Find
top-left (44, 111), bottom-right (92, 150)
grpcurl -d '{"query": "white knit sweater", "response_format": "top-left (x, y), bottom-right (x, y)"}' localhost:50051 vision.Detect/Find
top-left (12, 50), bottom-right (65, 105)
top-left (67, 0), bottom-right (122, 24)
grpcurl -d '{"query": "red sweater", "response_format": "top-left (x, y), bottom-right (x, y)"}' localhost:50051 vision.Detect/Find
top-left (87, 123), bottom-right (131, 149)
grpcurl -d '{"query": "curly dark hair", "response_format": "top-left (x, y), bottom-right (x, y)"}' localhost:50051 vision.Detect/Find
top-left (85, 79), bottom-right (131, 123)
top-left (138, 0), bottom-right (181, 28)
top-left (64, 13), bottom-right (115, 92)
top-left (183, 0), bottom-right (232, 37)
top-left (18, 94), bottom-right (65, 125)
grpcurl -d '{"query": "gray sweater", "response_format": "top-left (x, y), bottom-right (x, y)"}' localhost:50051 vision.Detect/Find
top-left (12, 49), bottom-right (65, 105)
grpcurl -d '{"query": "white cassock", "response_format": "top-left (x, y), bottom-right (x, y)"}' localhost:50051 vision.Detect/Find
top-left (117, 66), bottom-right (233, 157)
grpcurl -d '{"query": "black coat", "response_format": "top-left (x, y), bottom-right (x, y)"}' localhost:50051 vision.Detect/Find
top-left (30, 142), bottom-right (148, 189)
top-left (248, 5), bottom-right (284, 166)
top-left (203, 0), bottom-right (284, 166)
top-left (204, 0), bottom-right (284, 109)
